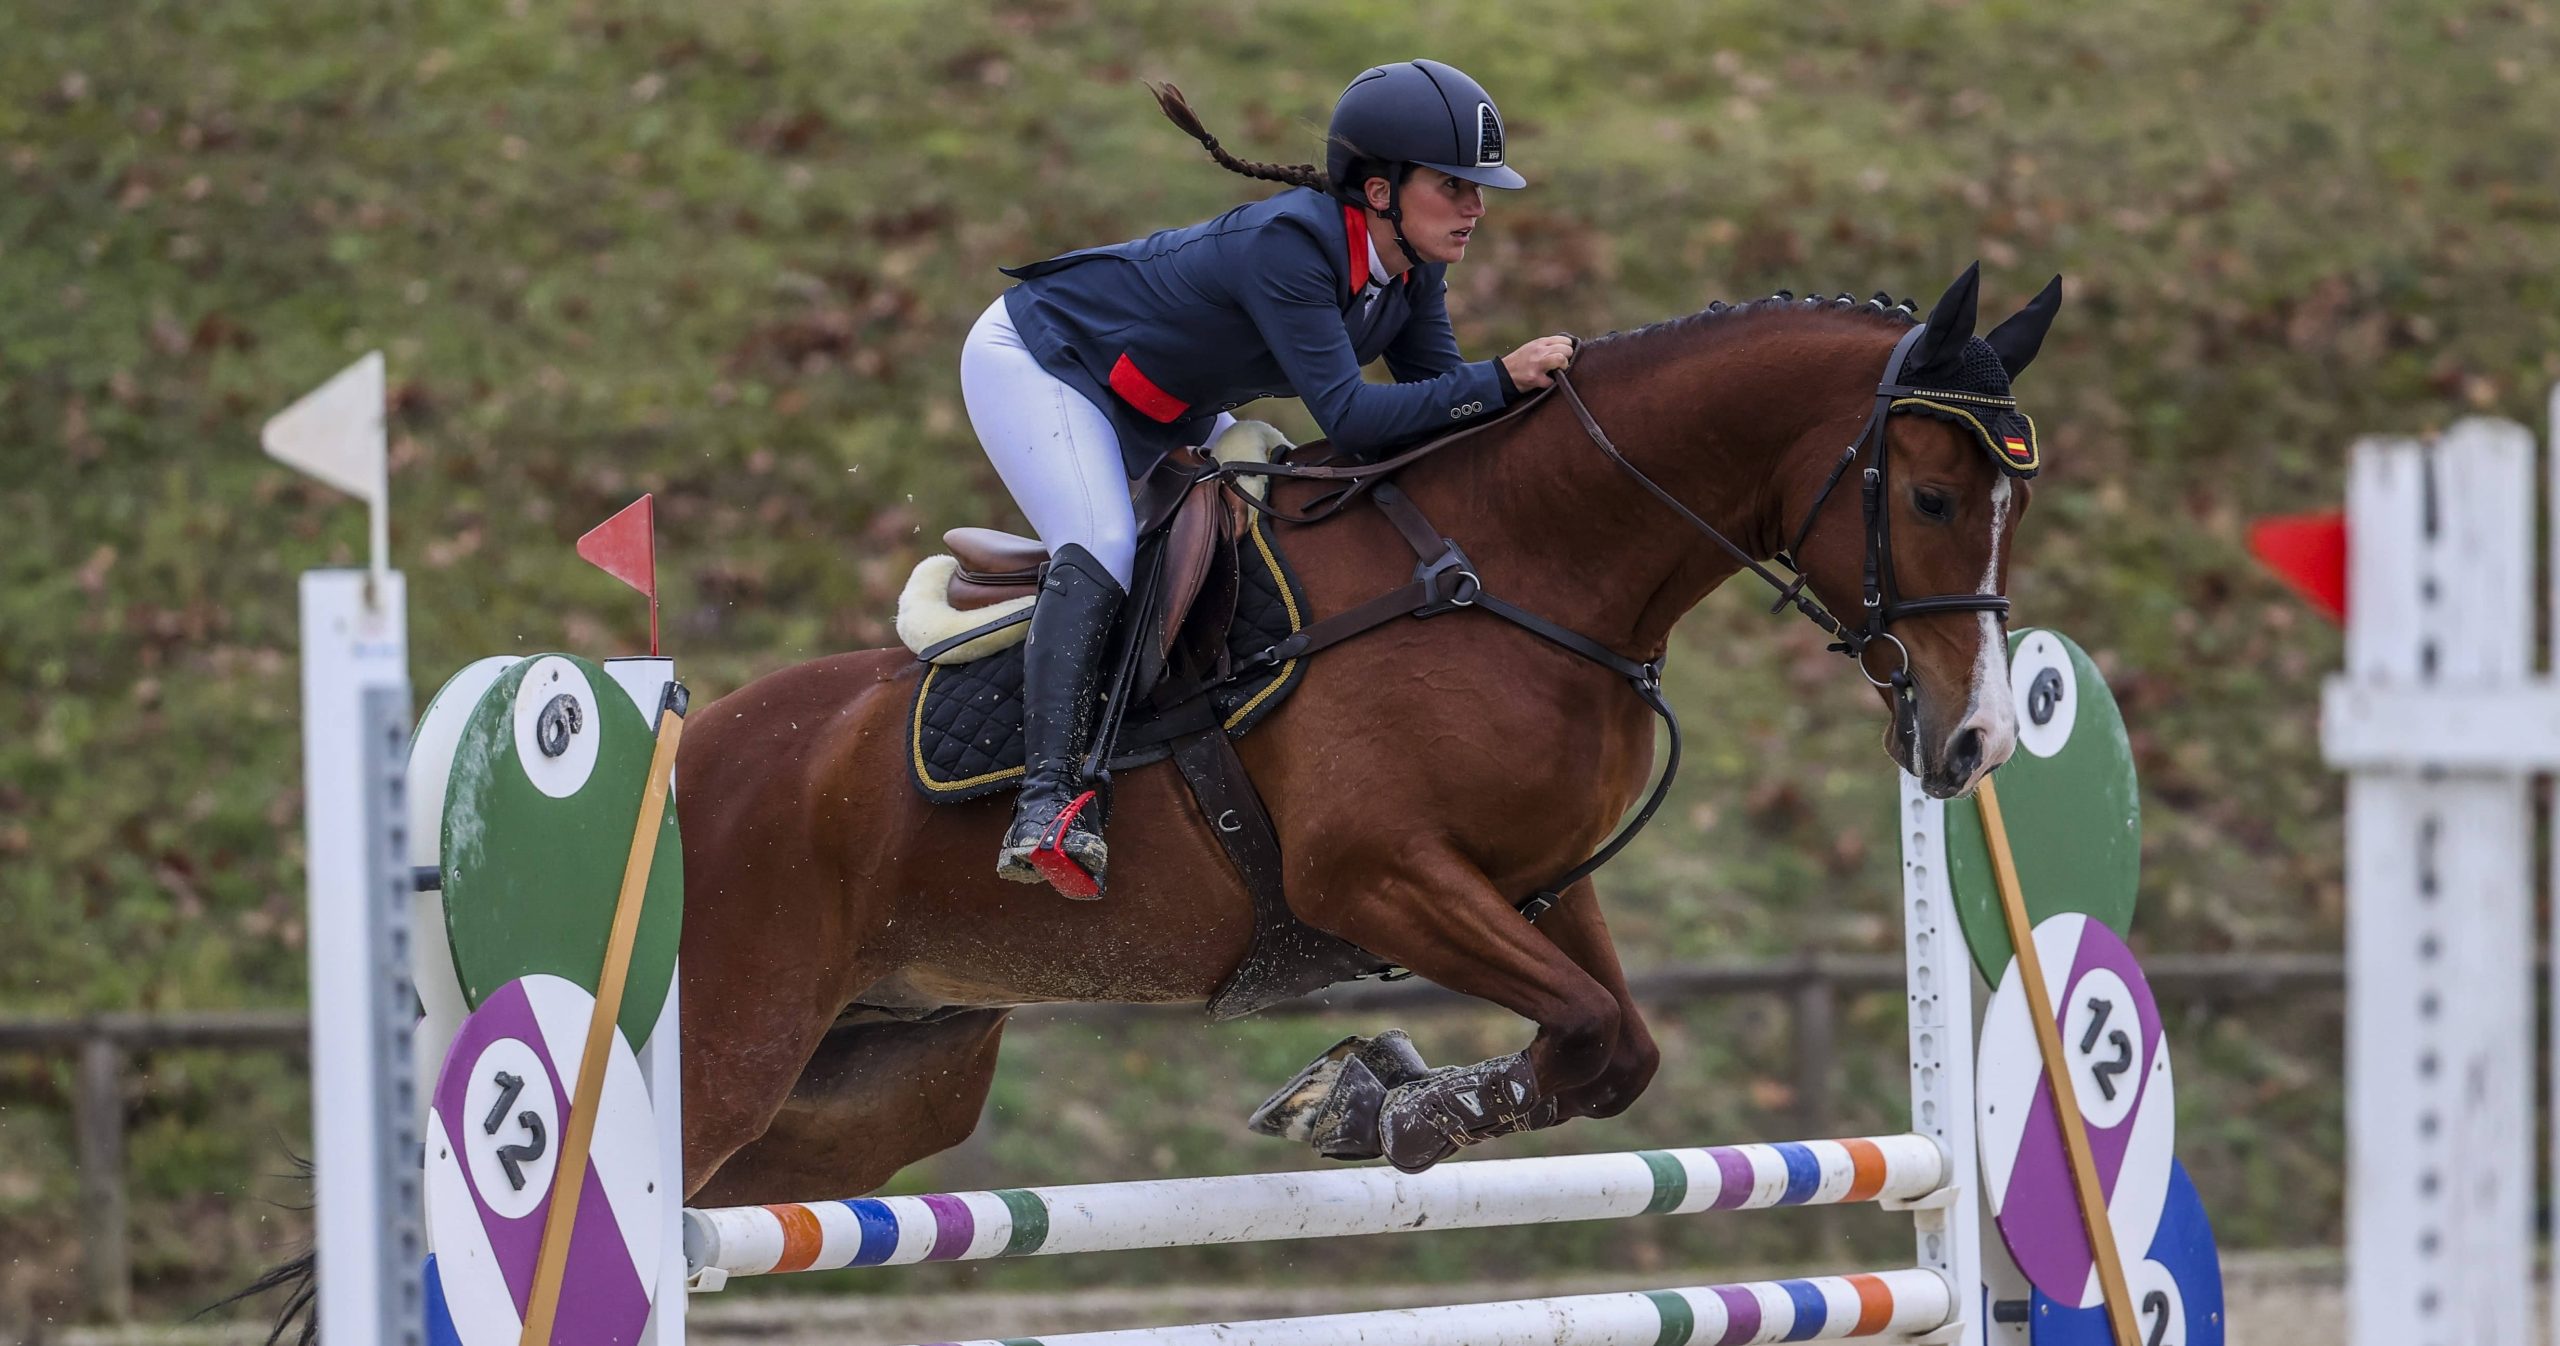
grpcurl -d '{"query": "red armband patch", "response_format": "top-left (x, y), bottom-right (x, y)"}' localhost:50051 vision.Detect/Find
top-left (1109, 353), bottom-right (1191, 424)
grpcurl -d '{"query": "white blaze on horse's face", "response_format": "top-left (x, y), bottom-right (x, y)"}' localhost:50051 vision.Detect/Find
top-left (1944, 475), bottom-right (2019, 795)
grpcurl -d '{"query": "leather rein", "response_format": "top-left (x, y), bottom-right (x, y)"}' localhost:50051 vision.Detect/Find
top-left (1197, 323), bottom-right (2012, 921)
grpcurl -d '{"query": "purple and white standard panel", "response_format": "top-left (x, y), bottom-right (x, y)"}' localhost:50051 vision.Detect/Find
top-left (1977, 912), bottom-right (2176, 1312)
top-left (684, 1134), bottom-right (1945, 1279)
top-left (425, 974), bottom-right (663, 1345)
top-left (904, 1268), bottom-right (1954, 1346)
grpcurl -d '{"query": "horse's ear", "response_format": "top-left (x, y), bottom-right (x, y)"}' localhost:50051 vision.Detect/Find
top-left (1984, 275), bottom-right (2064, 379)
top-left (1906, 262), bottom-right (1981, 379)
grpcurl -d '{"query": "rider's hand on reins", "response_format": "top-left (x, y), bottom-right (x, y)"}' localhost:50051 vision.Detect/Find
top-left (1502, 334), bottom-right (1577, 391)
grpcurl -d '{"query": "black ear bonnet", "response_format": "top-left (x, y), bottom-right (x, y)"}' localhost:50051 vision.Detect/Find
top-left (1894, 334), bottom-right (2039, 477)
top-left (1888, 268), bottom-right (2059, 479)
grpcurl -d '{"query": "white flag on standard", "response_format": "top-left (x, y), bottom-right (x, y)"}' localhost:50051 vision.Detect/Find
top-left (262, 350), bottom-right (390, 581)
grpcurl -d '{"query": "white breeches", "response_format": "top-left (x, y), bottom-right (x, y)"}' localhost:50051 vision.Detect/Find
top-left (961, 296), bottom-right (1230, 587)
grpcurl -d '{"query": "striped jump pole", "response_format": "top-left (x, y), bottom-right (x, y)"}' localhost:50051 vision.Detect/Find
top-left (684, 1134), bottom-right (1945, 1280)
top-left (904, 1267), bottom-right (1955, 1346)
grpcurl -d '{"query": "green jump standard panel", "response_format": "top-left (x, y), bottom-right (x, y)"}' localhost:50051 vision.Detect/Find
top-left (1947, 629), bottom-right (2140, 982)
top-left (440, 653), bottom-right (682, 1046)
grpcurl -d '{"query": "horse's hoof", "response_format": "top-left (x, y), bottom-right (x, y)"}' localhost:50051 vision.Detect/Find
top-left (1308, 1057), bottom-right (1388, 1161)
top-left (1358, 1029), bottom-right (1432, 1087)
top-left (1245, 1035), bottom-right (1363, 1140)
top-left (1245, 1032), bottom-right (1430, 1142)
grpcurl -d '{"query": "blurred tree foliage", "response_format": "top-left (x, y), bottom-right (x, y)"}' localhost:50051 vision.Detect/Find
top-left (5, 0), bottom-right (2555, 1320)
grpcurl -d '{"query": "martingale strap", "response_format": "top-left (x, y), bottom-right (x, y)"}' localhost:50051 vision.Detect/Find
top-left (1363, 484), bottom-right (1679, 920)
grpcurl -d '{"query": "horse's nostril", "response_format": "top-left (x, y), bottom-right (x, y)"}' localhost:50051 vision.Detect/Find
top-left (1948, 726), bottom-right (1985, 778)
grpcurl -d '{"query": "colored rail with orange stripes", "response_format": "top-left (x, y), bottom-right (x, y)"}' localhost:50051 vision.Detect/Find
top-left (682, 1134), bottom-right (1944, 1280)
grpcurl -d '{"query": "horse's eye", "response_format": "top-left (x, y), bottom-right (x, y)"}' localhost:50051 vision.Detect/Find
top-left (1915, 489), bottom-right (1952, 521)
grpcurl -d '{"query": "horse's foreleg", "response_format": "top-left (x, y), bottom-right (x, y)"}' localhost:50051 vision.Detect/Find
top-left (1520, 879), bottom-right (1661, 1122)
top-left (690, 1009), bottom-right (1012, 1208)
top-left (681, 994), bottom-right (840, 1200)
top-left (1272, 850), bottom-right (1625, 1171)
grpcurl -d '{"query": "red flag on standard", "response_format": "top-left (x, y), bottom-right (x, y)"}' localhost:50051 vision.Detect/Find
top-left (579, 494), bottom-right (660, 654)
top-left (2247, 510), bottom-right (2347, 624)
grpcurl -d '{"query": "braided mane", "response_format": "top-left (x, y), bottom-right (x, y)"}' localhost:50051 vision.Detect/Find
top-left (1582, 290), bottom-right (1921, 355)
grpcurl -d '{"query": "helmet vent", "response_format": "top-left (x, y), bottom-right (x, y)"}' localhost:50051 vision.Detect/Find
top-left (1475, 104), bottom-right (1504, 165)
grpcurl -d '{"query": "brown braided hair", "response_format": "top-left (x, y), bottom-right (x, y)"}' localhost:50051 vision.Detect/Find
top-left (1147, 82), bottom-right (1405, 203)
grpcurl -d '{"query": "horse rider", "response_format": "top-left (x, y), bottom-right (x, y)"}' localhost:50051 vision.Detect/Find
top-left (962, 59), bottom-right (1577, 899)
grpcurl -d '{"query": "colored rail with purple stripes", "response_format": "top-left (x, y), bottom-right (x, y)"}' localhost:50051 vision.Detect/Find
top-left (914, 1267), bottom-right (1955, 1346)
top-left (682, 1133), bottom-right (1944, 1280)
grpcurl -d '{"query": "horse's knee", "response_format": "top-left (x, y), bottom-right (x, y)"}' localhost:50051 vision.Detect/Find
top-left (1529, 990), bottom-right (1623, 1096)
top-left (1566, 1020), bottom-right (1660, 1120)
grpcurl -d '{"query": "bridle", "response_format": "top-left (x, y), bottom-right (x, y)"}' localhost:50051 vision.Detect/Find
top-left (1550, 322), bottom-right (2014, 723)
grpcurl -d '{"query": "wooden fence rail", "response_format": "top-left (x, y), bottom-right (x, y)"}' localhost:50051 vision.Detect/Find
top-left (0, 951), bottom-right (2341, 1323)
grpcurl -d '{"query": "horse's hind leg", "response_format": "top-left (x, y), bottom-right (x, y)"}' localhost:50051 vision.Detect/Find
top-left (689, 1008), bottom-right (1012, 1208)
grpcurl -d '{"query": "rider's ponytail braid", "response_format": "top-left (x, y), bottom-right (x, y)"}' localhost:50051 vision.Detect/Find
top-left (1149, 83), bottom-right (1333, 194)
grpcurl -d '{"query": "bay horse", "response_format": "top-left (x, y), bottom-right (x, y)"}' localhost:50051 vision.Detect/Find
top-left (676, 264), bottom-right (2058, 1205)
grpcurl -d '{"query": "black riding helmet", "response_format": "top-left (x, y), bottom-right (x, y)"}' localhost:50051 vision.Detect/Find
top-left (1326, 60), bottom-right (1524, 267)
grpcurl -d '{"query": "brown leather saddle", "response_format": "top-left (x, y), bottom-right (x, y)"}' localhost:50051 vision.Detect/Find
top-left (938, 446), bottom-right (1241, 673)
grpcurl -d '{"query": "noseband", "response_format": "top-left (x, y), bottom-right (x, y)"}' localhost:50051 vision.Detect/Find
top-left (1550, 322), bottom-right (2013, 712)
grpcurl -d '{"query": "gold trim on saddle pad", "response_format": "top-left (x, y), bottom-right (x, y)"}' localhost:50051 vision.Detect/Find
top-left (1220, 518), bottom-right (1304, 732)
top-left (910, 661), bottom-right (1029, 793)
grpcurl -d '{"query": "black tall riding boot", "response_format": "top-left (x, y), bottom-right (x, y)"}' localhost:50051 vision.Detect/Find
top-left (997, 543), bottom-right (1124, 898)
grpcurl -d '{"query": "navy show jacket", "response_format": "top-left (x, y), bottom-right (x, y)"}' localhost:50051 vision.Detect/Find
top-left (1000, 186), bottom-right (1511, 478)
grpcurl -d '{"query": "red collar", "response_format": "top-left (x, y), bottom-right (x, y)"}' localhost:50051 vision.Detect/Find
top-left (1341, 204), bottom-right (1411, 295)
top-left (1342, 204), bottom-right (1371, 293)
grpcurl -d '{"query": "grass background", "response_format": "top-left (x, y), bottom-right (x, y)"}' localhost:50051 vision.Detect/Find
top-left (6, 0), bottom-right (2556, 1323)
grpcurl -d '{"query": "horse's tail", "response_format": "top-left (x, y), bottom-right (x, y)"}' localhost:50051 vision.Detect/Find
top-left (199, 1151), bottom-right (316, 1344)
top-left (203, 1250), bottom-right (315, 1344)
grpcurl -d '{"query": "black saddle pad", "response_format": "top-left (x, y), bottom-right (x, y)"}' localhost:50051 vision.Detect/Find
top-left (909, 512), bottom-right (1308, 802)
